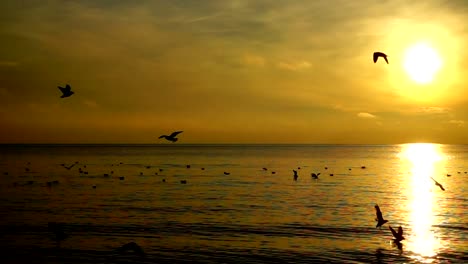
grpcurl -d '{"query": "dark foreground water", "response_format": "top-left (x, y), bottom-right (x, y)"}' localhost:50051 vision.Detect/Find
top-left (0, 144), bottom-right (466, 263)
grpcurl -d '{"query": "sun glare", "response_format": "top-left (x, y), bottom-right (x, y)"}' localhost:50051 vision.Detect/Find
top-left (401, 143), bottom-right (444, 261)
top-left (403, 43), bottom-right (443, 84)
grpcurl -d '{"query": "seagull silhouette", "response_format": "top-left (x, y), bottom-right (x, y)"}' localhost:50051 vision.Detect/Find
top-left (117, 242), bottom-right (145, 256)
top-left (389, 225), bottom-right (404, 242)
top-left (373, 52), bottom-right (389, 64)
top-left (159, 131), bottom-right (183, 142)
top-left (311, 172), bottom-right (320, 179)
top-left (430, 177), bottom-right (445, 191)
top-left (58, 84), bottom-right (74, 98)
top-left (374, 204), bottom-right (388, 229)
top-left (293, 170), bottom-right (298, 181)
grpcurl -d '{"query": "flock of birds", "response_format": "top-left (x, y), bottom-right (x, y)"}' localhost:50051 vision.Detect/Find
top-left (9, 145), bottom-right (455, 256)
top-left (29, 52), bottom-right (446, 256)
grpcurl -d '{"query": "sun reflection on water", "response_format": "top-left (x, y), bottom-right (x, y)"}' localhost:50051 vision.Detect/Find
top-left (401, 143), bottom-right (443, 262)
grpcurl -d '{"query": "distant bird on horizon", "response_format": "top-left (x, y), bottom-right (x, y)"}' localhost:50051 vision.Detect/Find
top-left (430, 177), bottom-right (445, 191)
top-left (58, 84), bottom-right (74, 98)
top-left (64, 163), bottom-right (76, 170)
top-left (389, 225), bottom-right (405, 242)
top-left (159, 131), bottom-right (183, 142)
top-left (117, 242), bottom-right (145, 256)
top-left (373, 52), bottom-right (389, 64)
top-left (374, 204), bottom-right (388, 229)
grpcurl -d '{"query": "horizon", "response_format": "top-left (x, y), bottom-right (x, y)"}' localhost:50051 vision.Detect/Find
top-left (1, 1), bottom-right (467, 144)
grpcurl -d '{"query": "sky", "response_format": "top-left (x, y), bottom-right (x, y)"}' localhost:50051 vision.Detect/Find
top-left (0, 0), bottom-right (467, 144)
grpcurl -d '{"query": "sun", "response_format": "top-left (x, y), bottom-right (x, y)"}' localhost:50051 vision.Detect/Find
top-left (403, 43), bottom-right (443, 84)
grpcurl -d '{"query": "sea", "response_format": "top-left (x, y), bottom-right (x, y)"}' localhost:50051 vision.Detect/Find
top-left (0, 144), bottom-right (466, 263)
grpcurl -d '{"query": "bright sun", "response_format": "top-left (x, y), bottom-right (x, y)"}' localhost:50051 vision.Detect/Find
top-left (403, 43), bottom-right (443, 84)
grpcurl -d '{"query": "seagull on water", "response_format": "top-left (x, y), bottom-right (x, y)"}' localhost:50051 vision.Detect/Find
top-left (293, 170), bottom-right (298, 181)
top-left (430, 177), bottom-right (445, 191)
top-left (58, 84), bottom-right (74, 98)
top-left (159, 131), bottom-right (183, 142)
top-left (373, 52), bottom-right (389, 64)
top-left (374, 204), bottom-right (388, 229)
top-left (117, 242), bottom-right (145, 256)
top-left (389, 225), bottom-right (404, 242)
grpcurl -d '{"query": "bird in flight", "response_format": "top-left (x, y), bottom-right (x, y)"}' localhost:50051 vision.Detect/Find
top-left (430, 177), bottom-right (445, 191)
top-left (374, 204), bottom-right (388, 229)
top-left (311, 172), bottom-right (320, 179)
top-left (373, 52), bottom-right (389, 64)
top-left (58, 84), bottom-right (74, 98)
top-left (159, 131), bottom-right (183, 142)
top-left (389, 225), bottom-right (404, 242)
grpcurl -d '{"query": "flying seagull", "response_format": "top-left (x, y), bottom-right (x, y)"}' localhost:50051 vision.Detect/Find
top-left (430, 177), bottom-right (445, 191)
top-left (58, 84), bottom-right (74, 98)
top-left (373, 52), bottom-right (389, 64)
top-left (311, 172), bottom-right (320, 179)
top-left (374, 204), bottom-right (388, 229)
top-left (159, 131), bottom-right (183, 142)
top-left (389, 225), bottom-right (404, 242)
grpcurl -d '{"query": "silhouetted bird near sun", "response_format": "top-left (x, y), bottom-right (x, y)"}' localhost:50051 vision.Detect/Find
top-left (374, 204), bottom-right (388, 229)
top-left (389, 225), bottom-right (404, 242)
top-left (373, 52), bottom-right (389, 64)
top-left (58, 84), bottom-right (74, 98)
top-left (430, 177), bottom-right (445, 191)
top-left (159, 131), bottom-right (183, 142)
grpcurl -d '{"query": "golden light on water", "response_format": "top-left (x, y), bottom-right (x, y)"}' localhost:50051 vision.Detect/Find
top-left (401, 143), bottom-right (443, 262)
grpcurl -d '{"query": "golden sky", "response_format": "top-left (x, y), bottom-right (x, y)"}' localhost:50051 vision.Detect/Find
top-left (0, 0), bottom-right (467, 144)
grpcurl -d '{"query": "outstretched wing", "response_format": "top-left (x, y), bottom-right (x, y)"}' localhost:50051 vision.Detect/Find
top-left (373, 52), bottom-right (378, 63)
top-left (65, 84), bottom-right (71, 92)
top-left (398, 226), bottom-right (403, 237)
top-left (169, 131), bottom-right (183, 137)
top-left (158, 135), bottom-right (166, 139)
top-left (375, 205), bottom-right (383, 221)
top-left (58, 86), bottom-right (66, 94)
top-left (389, 226), bottom-right (398, 239)
top-left (383, 56), bottom-right (389, 64)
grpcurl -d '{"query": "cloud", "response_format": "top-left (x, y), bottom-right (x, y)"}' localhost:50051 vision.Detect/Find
top-left (357, 112), bottom-right (377, 119)
top-left (242, 54), bottom-right (266, 67)
top-left (449, 120), bottom-right (465, 127)
top-left (277, 61), bottom-right (311, 71)
top-left (416, 107), bottom-right (450, 114)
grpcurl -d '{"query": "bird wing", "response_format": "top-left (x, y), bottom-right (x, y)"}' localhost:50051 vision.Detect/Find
top-left (58, 86), bottom-right (66, 94)
top-left (398, 226), bottom-right (403, 236)
top-left (65, 84), bottom-right (71, 92)
top-left (384, 56), bottom-right (389, 64)
top-left (389, 226), bottom-right (398, 238)
top-left (169, 131), bottom-right (183, 137)
top-left (375, 205), bottom-right (383, 221)
top-left (158, 135), bottom-right (166, 139)
top-left (373, 52), bottom-right (378, 63)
